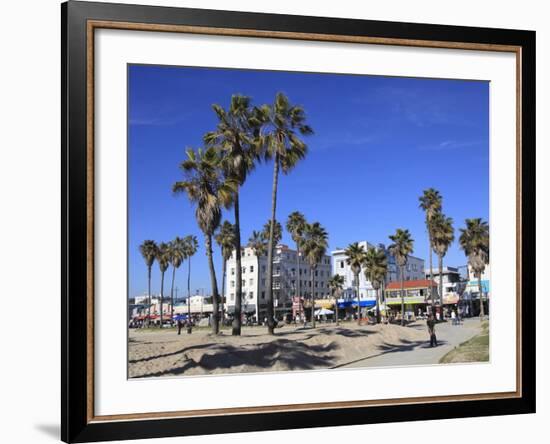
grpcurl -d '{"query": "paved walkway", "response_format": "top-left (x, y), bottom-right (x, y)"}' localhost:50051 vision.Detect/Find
top-left (334, 317), bottom-right (484, 369)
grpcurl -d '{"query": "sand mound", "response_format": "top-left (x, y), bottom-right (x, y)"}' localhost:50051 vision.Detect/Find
top-left (128, 322), bottom-right (429, 378)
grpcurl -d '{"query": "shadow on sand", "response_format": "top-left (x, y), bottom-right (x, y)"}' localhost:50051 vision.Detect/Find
top-left (134, 338), bottom-right (340, 378)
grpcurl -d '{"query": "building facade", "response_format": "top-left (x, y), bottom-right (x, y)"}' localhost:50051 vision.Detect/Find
top-left (331, 241), bottom-right (425, 315)
top-left (425, 266), bottom-right (465, 305)
top-left (224, 244), bottom-right (332, 322)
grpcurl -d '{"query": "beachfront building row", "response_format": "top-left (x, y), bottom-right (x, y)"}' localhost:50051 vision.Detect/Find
top-left (331, 241), bottom-right (425, 318)
top-left (224, 244), bottom-right (332, 322)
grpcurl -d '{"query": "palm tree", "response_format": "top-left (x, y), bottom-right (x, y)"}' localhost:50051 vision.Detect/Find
top-left (459, 218), bottom-right (489, 319)
top-left (205, 95), bottom-right (259, 336)
top-left (168, 237), bottom-right (187, 323)
top-left (262, 219), bottom-right (282, 250)
top-left (139, 240), bottom-right (157, 325)
top-left (155, 242), bottom-right (171, 327)
top-left (345, 242), bottom-right (366, 325)
top-left (248, 229), bottom-right (267, 323)
top-left (248, 230), bottom-right (267, 257)
top-left (183, 235), bottom-right (198, 324)
top-left (388, 229), bottom-right (414, 326)
top-left (255, 93), bottom-right (313, 335)
top-left (286, 211), bottom-right (307, 319)
top-left (328, 274), bottom-right (345, 326)
top-left (173, 147), bottom-right (236, 334)
top-left (419, 188), bottom-right (442, 315)
top-left (215, 221), bottom-right (236, 327)
top-left (432, 213), bottom-right (455, 315)
top-left (364, 246), bottom-right (388, 324)
top-left (300, 222), bottom-right (328, 328)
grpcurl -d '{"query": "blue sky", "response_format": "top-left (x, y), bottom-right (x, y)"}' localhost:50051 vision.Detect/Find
top-left (128, 64), bottom-right (489, 298)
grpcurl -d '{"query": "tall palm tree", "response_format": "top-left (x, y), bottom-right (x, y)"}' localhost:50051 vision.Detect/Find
top-left (388, 229), bottom-right (414, 326)
top-left (419, 188), bottom-right (442, 315)
top-left (183, 235), bottom-right (198, 323)
top-left (364, 246), bottom-right (388, 324)
top-left (173, 147), bottom-right (236, 334)
top-left (255, 92), bottom-right (313, 335)
top-left (168, 237), bottom-right (187, 323)
top-left (432, 213), bottom-right (455, 315)
top-left (215, 221), bottom-right (236, 327)
top-left (156, 242), bottom-right (171, 327)
top-left (286, 211), bottom-right (307, 319)
top-left (205, 95), bottom-right (259, 336)
top-left (139, 240), bottom-right (157, 325)
top-left (345, 242), bottom-right (366, 325)
top-left (459, 218), bottom-right (489, 319)
top-left (328, 274), bottom-right (345, 326)
top-left (300, 222), bottom-right (328, 328)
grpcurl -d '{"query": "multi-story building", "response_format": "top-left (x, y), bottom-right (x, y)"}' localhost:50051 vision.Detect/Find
top-left (331, 241), bottom-right (425, 316)
top-left (425, 266), bottom-right (465, 305)
top-left (224, 244), bottom-right (332, 322)
top-left (463, 263), bottom-right (491, 316)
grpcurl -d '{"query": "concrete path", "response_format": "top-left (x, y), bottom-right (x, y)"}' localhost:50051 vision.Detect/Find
top-left (335, 317), bottom-right (484, 369)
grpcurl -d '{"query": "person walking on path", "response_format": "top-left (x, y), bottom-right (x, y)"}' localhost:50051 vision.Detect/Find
top-left (427, 314), bottom-right (438, 347)
top-left (451, 309), bottom-right (457, 326)
top-left (177, 319), bottom-right (183, 335)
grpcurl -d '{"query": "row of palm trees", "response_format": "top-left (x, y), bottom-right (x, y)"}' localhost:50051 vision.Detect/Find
top-left (338, 230), bottom-right (413, 327)
top-left (139, 236), bottom-right (198, 326)
top-left (322, 187), bottom-right (489, 328)
top-left (173, 92), bottom-right (313, 336)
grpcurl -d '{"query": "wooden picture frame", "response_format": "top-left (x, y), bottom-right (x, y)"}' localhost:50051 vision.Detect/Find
top-left (62, 1), bottom-right (535, 442)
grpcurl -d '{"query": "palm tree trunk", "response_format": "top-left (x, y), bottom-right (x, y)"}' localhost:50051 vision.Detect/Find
top-left (400, 266), bottom-right (405, 326)
top-left (296, 244), bottom-right (301, 318)
top-left (147, 266), bottom-right (152, 327)
top-left (205, 234), bottom-right (220, 335)
top-left (429, 235), bottom-right (435, 316)
top-left (265, 154), bottom-right (280, 335)
top-left (311, 268), bottom-right (316, 328)
top-left (220, 255), bottom-right (226, 328)
top-left (233, 191), bottom-right (243, 336)
top-left (375, 287), bottom-right (381, 324)
top-left (187, 257), bottom-right (191, 323)
top-left (438, 254), bottom-right (444, 320)
top-left (170, 266), bottom-right (176, 325)
top-left (356, 273), bottom-right (361, 325)
top-left (478, 273), bottom-right (485, 319)
top-left (335, 290), bottom-right (340, 326)
top-left (160, 271), bottom-right (165, 328)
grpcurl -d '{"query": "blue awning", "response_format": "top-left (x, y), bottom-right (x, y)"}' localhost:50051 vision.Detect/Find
top-left (338, 300), bottom-right (376, 309)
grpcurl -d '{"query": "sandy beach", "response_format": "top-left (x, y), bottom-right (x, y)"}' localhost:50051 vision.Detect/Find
top-left (128, 320), bottom-right (483, 379)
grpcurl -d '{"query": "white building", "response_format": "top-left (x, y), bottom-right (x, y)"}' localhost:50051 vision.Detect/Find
top-left (331, 241), bottom-right (425, 312)
top-left (425, 266), bottom-right (465, 304)
top-left (224, 244), bottom-right (332, 321)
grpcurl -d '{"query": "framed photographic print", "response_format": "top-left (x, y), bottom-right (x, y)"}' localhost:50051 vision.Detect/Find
top-left (61, 1), bottom-right (536, 442)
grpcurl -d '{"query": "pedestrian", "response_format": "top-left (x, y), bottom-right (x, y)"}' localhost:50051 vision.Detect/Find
top-left (177, 319), bottom-right (183, 335)
top-left (451, 309), bottom-right (457, 326)
top-left (427, 314), bottom-right (437, 347)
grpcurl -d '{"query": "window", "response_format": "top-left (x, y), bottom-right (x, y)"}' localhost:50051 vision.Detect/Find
top-left (249, 292), bottom-right (254, 299)
top-left (262, 265), bottom-right (266, 273)
top-left (230, 293), bottom-right (235, 301)
top-left (242, 267), bottom-right (246, 274)
top-left (261, 279), bottom-right (266, 286)
top-left (231, 268), bottom-right (235, 275)
top-left (230, 280), bottom-right (235, 288)
top-left (250, 265), bottom-right (254, 273)
top-left (261, 291), bottom-right (265, 299)
top-left (249, 279), bottom-right (254, 286)
top-left (340, 261), bottom-right (344, 269)
top-left (242, 279), bottom-right (246, 287)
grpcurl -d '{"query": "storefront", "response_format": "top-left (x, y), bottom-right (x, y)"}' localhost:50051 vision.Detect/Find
top-left (384, 279), bottom-right (438, 319)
